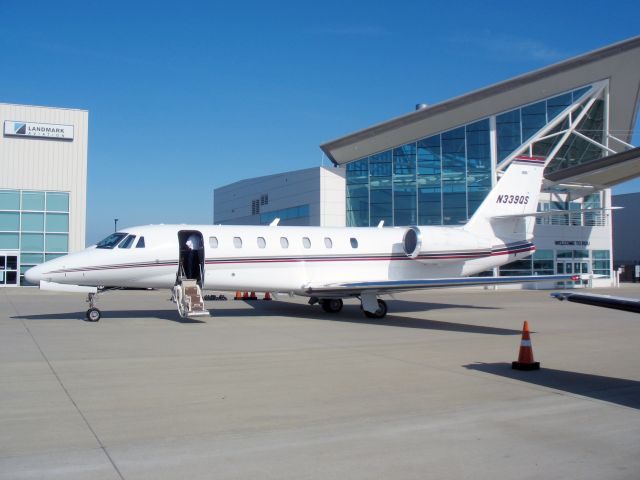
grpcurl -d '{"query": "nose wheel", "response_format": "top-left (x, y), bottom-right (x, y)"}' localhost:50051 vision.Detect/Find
top-left (85, 292), bottom-right (102, 322)
top-left (86, 307), bottom-right (102, 322)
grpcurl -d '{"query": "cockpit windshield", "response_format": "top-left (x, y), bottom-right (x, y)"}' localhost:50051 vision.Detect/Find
top-left (118, 235), bottom-right (136, 249)
top-left (96, 232), bottom-right (128, 249)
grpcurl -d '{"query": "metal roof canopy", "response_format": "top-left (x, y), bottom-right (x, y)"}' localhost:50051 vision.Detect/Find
top-left (545, 146), bottom-right (640, 190)
top-left (320, 36), bottom-right (640, 166)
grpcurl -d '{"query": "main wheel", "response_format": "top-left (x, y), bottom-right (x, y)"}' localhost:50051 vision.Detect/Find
top-left (363, 299), bottom-right (387, 319)
top-left (321, 298), bottom-right (343, 313)
top-left (86, 307), bottom-right (101, 322)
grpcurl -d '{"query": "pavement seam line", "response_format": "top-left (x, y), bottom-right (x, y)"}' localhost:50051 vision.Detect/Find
top-left (18, 318), bottom-right (126, 480)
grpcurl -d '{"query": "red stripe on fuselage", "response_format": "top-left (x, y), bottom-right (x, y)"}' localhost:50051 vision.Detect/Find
top-left (45, 245), bottom-right (534, 274)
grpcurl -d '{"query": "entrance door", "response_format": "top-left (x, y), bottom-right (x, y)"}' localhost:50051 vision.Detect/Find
top-left (557, 260), bottom-right (589, 275)
top-left (556, 259), bottom-right (589, 286)
top-left (177, 231), bottom-right (205, 288)
top-left (0, 253), bottom-right (19, 287)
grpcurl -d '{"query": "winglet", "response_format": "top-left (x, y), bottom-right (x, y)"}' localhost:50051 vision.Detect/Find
top-left (269, 218), bottom-right (280, 226)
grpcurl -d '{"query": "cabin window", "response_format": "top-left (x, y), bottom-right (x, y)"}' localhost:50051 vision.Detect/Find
top-left (135, 236), bottom-right (145, 248)
top-left (209, 236), bottom-right (218, 248)
top-left (324, 237), bottom-right (333, 248)
top-left (302, 237), bottom-right (311, 249)
top-left (280, 237), bottom-right (289, 248)
top-left (233, 237), bottom-right (242, 248)
top-left (350, 237), bottom-right (358, 248)
top-left (257, 237), bottom-right (266, 248)
top-left (118, 235), bottom-right (136, 249)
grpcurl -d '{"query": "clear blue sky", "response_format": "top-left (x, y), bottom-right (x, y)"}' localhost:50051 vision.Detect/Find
top-left (1, 0), bottom-right (639, 244)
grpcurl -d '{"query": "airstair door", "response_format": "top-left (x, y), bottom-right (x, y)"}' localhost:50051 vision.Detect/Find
top-left (177, 230), bottom-right (205, 288)
top-left (173, 230), bottom-right (209, 317)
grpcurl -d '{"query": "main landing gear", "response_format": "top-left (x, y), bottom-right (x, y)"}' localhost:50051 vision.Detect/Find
top-left (86, 292), bottom-right (101, 322)
top-left (321, 298), bottom-right (343, 313)
top-left (312, 296), bottom-right (388, 319)
top-left (362, 299), bottom-right (387, 319)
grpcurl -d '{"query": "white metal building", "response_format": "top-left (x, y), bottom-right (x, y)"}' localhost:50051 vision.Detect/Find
top-left (214, 167), bottom-right (345, 227)
top-left (0, 103), bottom-right (88, 286)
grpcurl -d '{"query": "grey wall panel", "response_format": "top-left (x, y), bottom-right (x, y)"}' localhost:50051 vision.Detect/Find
top-left (613, 192), bottom-right (640, 265)
top-left (214, 167), bottom-right (346, 227)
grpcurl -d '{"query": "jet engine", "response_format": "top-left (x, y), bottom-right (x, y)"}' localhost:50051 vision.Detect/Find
top-left (402, 227), bottom-right (422, 258)
top-left (402, 226), bottom-right (492, 263)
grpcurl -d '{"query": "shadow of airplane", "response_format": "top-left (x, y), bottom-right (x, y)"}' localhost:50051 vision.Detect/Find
top-left (364, 299), bottom-right (499, 314)
top-left (13, 299), bottom-right (516, 334)
top-left (464, 362), bottom-right (640, 410)
top-left (13, 310), bottom-right (207, 324)
top-left (237, 300), bottom-right (518, 335)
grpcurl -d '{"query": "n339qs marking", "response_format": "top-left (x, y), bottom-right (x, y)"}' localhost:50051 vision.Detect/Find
top-left (496, 194), bottom-right (529, 204)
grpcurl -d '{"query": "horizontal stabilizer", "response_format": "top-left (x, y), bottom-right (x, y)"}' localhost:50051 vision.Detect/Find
top-left (491, 207), bottom-right (622, 220)
top-left (40, 280), bottom-right (98, 294)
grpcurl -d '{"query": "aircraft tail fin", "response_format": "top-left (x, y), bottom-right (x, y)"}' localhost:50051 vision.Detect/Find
top-left (464, 156), bottom-right (546, 241)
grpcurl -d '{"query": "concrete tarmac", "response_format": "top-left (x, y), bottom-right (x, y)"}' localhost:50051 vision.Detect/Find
top-left (1, 285), bottom-right (639, 479)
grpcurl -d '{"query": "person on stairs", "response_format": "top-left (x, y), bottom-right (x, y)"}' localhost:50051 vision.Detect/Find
top-left (184, 233), bottom-right (201, 281)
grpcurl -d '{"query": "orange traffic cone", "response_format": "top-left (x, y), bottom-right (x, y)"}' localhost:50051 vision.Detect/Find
top-left (512, 321), bottom-right (540, 370)
top-left (249, 291), bottom-right (258, 300)
top-left (242, 291), bottom-right (249, 300)
top-left (234, 291), bottom-right (242, 300)
top-left (263, 292), bottom-right (272, 301)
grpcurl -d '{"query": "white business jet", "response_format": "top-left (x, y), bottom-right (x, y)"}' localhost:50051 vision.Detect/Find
top-left (25, 156), bottom-right (578, 321)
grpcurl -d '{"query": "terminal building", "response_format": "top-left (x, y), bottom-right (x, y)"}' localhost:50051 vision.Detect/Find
top-left (215, 37), bottom-right (640, 287)
top-left (214, 166), bottom-right (345, 227)
top-left (0, 103), bottom-right (88, 287)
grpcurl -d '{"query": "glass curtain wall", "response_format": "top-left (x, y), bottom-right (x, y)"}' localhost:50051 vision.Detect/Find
top-left (442, 127), bottom-right (467, 224)
top-left (346, 123), bottom-right (491, 227)
top-left (499, 249), bottom-right (610, 278)
top-left (370, 151), bottom-right (393, 225)
top-left (0, 190), bottom-right (70, 286)
top-left (345, 84), bottom-right (601, 227)
top-left (393, 144), bottom-right (416, 225)
top-left (417, 135), bottom-right (441, 225)
top-left (466, 120), bottom-right (492, 217)
top-left (346, 159), bottom-right (369, 226)
top-left (259, 205), bottom-right (310, 225)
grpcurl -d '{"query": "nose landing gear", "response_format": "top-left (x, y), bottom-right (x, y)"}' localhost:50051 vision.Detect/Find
top-left (86, 292), bottom-right (102, 322)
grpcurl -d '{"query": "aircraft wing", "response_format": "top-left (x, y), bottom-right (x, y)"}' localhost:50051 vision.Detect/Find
top-left (551, 292), bottom-right (640, 314)
top-left (305, 274), bottom-right (579, 297)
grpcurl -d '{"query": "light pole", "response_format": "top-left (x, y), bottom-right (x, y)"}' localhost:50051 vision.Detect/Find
top-left (114, 218), bottom-right (119, 232)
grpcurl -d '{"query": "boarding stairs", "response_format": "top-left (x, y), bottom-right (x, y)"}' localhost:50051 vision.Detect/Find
top-left (173, 278), bottom-right (210, 318)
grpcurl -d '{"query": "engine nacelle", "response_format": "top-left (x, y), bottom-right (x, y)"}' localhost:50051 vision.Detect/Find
top-left (402, 226), bottom-right (492, 263)
top-left (402, 227), bottom-right (422, 258)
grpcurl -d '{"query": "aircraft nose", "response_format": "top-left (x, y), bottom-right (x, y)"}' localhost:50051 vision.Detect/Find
top-left (24, 264), bottom-right (43, 285)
